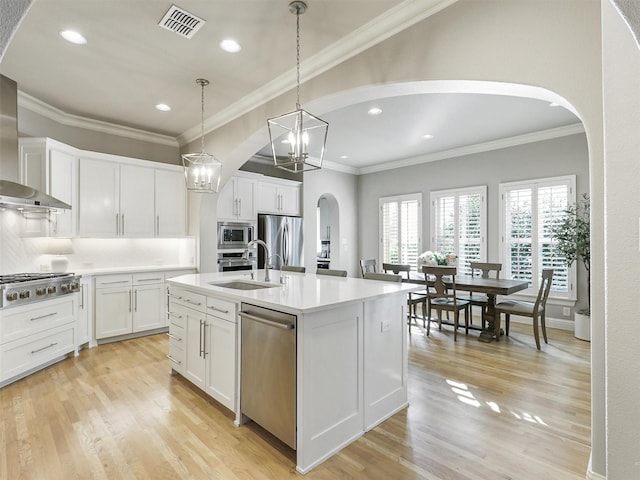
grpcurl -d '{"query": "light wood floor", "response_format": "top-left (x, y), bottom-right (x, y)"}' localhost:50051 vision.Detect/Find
top-left (0, 321), bottom-right (591, 479)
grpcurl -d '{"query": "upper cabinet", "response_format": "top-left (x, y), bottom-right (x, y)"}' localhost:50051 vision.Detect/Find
top-left (257, 177), bottom-right (301, 216)
top-left (217, 173), bottom-right (258, 222)
top-left (19, 138), bottom-right (79, 237)
top-left (78, 154), bottom-right (186, 238)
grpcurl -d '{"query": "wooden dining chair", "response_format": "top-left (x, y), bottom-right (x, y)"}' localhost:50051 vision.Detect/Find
top-left (457, 262), bottom-right (502, 329)
top-left (423, 265), bottom-right (470, 341)
top-left (282, 265), bottom-right (305, 273)
top-left (383, 263), bottom-right (427, 328)
top-left (495, 269), bottom-right (553, 350)
top-left (359, 259), bottom-right (377, 277)
top-left (316, 268), bottom-right (347, 277)
top-left (363, 272), bottom-right (402, 283)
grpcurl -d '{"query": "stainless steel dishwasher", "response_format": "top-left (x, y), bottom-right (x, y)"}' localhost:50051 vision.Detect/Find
top-left (240, 303), bottom-right (296, 449)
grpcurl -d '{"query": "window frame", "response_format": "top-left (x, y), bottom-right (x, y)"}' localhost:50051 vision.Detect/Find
top-left (498, 175), bottom-right (577, 300)
top-left (378, 193), bottom-right (422, 271)
top-left (430, 185), bottom-right (487, 275)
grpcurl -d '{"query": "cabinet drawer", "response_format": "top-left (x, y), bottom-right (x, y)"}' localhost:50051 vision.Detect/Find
top-left (167, 340), bottom-right (185, 371)
top-left (1, 324), bottom-right (75, 382)
top-left (206, 296), bottom-right (236, 322)
top-left (169, 288), bottom-right (205, 312)
top-left (168, 303), bottom-right (187, 330)
top-left (95, 274), bottom-right (132, 288)
top-left (168, 319), bottom-right (186, 344)
top-left (133, 273), bottom-right (165, 285)
top-left (0, 296), bottom-right (76, 344)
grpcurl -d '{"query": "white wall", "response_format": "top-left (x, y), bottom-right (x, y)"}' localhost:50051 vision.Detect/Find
top-left (302, 168), bottom-right (358, 277)
top-left (602, 1), bottom-right (640, 477)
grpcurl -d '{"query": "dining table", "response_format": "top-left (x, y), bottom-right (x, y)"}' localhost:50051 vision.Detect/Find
top-left (406, 270), bottom-right (529, 342)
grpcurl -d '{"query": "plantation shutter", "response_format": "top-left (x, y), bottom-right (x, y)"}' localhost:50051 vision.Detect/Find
top-left (379, 194), bottom-right (422, 270)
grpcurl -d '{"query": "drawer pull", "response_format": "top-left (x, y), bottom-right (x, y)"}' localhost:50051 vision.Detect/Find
top-left (30, 312), bottom-right (57, 321)
top-left (167, 333), bottom-right (182, 342)
top-left (169, 294), bottom-right (183, 300)
top-left (31, 342), bottom-right (58, 354)
top-left (138, 277), bottom-right (163, 282)
top-left (169, 312), bottom-right (183, 319)
top-left (101, 280), bottom-right (130, 285)
top-left (185, 299), bottom-right (202, 306)
top-left (166, 354), bottom-right (182, 365)
top-left (207, 306), bottom-right (229, 314)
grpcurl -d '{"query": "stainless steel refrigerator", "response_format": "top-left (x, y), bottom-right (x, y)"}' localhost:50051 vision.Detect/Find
top-left (258, 214), bottom-right (303, 270)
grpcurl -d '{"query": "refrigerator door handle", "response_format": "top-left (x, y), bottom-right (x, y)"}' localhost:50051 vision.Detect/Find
top-left (282, 221), bottom-right (289, 266)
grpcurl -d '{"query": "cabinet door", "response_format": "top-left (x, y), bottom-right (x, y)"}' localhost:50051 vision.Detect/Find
top-left (77, 277), bottom-right (92, 346)
top-left (49, 147), bottom-right (77, 236)
top-left (132, 283), bottom-right (165, 332)
top-left (278, 183), bottom-right (300, 216)
top-left (120, 164), bottom-right (155, 237)
top-left (257, 181), bottom-right (280, 214)
top-left (217, 177), bottom-right (237, 221)
top-left (155, 169), bottom-right (186, 236)
top-left (206, 316), bottom-right (237, 411)
top-left (78, 158), bottom-right (120, 237)
top-left (185, 308), bottom-right (206, 388)
top-left (94, 286), bottom-right (132, 339)
top-left (235, 177), bottom-right (256, 221)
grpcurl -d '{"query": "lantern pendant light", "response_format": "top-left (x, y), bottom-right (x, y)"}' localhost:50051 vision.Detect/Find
top-left (267, 1), bottom-right (328, 173)
top-left (182, 78), bottom-right (222, 193)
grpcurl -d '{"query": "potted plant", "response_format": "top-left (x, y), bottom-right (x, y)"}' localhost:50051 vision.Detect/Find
top-left (552, 193), bottom-right (590, 340)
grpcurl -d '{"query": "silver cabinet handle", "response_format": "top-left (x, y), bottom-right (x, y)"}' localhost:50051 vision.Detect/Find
top-left (137, 277), bottom-right (163, 282)
top-left (169, 312), bottom-right (183, 319)
top-left (184, 298), bottom-right (202, 306)
top-left (80, 284), bottom-right (85, 309)
top-left (156, 215), bottom-right (160, 236)
top-left (31, 342), bottom-right (58, 354)
top-left (166, 354), bottom-right (182, 365)
top-left (121, 213), bottom-right (125, 236)
top-left (238, 198), bottom-right (242, 217)
top-left (129, 290), bottom-right (132, 312)
top-left (207, 305), bottom-right (229, 314)
top-left (134, 289), bottom-right (138, 312)
top-left (199, 319), bottom-right (205, 358)
top-left (30, 312), bottom-right (56, 321)
top-left (100, 280), bottom-right (130, 285)
top-left (116, 213), bottom-right (119, 235)
top-left (167, 333), bottom-right (182, 342)
top-left (169, 294), bottom-right (183, 300)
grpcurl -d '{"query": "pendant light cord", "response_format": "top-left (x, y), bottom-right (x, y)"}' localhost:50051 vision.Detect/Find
top-left (295, 7), bottom-right (301, 111)
top-left (200, 80), bottom-right (206, 154)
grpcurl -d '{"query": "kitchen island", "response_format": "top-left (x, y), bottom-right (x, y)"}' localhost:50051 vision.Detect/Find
top-left (166, 269), bottom-right (420, 474)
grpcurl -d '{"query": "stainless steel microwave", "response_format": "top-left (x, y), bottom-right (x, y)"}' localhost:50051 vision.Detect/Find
top-left (218, 222), bottom-right (254, 249)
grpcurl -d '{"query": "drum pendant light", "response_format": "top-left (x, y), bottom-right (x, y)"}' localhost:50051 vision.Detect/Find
top-left (267, 1), bottom-right (328, 173)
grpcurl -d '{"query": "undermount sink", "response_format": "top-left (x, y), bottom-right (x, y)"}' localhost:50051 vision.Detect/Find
top-left (209, 280), bottom-right (280, 290)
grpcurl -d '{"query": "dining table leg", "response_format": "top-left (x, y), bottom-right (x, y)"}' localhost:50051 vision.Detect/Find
top-left (478, 293), bottom-right (498, 342)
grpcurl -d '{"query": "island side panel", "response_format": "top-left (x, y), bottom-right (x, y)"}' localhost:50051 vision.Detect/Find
top-left (363, 293), bottom-right (409, 430)
top-left (297, 302), bottom-right (364, 474)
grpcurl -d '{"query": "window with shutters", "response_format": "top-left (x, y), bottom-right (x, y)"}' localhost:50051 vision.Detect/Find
top-left (499, 175), bottom-right (576, 299)
top-left (430, 186), bottom-right (486, 276)
top-left (379, 193), bottom-right (422, 270)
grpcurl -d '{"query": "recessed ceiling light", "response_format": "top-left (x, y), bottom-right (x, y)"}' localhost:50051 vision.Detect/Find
top-left (60, 30), bottom-right (87, 45)
top-left (422, 134), bottom-right (434, 139)
top-left (155, 103), bottom-right (171, 112)
top-left (340, 155), bottom-right (349, 159)
top-left (549, 102), bottom-right (561, 107)
top-left (220, 39), bottom-right (241, 53)
top-left (368, 107), bottom-right (382, 116)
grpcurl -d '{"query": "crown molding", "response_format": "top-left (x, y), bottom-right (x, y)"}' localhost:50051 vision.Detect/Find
top-left (353, 123), bottom-right (585, 175)
top-left (177, 0), bottom-right (459, 146)
top-left (18, 91), bottom-right (179, 148)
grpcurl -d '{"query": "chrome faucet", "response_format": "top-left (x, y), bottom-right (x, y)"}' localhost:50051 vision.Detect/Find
top-left (245, 239), bottom-right (271, 282)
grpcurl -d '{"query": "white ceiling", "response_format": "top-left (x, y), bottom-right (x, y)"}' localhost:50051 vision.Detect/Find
top-left (1, 0), bottom-right (580, 171)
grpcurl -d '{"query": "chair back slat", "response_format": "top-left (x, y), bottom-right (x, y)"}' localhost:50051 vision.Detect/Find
top-left (360, 259), bottom-right (377, 277)
top-left (469, 262), bottom-right (502, 279)
top-left (382, 263), bottom-right (411, 280)
top-left (316, 268), bottom-right (347, 277)
top-left (423, 266), bottom-right (457, 300)
top-left (363, 272), bottom-right (402, 283)
top-left (535, 269), bottom-right (554, 311)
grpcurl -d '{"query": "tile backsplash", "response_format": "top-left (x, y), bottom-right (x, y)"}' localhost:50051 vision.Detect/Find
top-left (1, 209), bottom-right (196, 274)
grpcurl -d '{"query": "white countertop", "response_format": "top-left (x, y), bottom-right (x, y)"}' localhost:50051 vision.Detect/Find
top-left (167, 270), bottom-right (421, 314)
top-left (73, 265), bottom-right (197, 277)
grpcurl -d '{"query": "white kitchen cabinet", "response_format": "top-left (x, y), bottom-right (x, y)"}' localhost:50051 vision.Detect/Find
top-left (19, 138), bottom-right (79, 237)
top-left (167, 286), bottom-right (238, 412)
top-left (77, 276), bottom-right (93, 348)
top-left (257, 177), bottom-right (301, 216)
top-left (0, 295), bottom-right (78, 386)
top-left (78, 157), bottom-right (121, 237)
top-left (155, 169), bottom-right (186, 236)
top-left (94, 273), bottom-right (165, 340)
top-left (217, 173), bottom-right (257, 222)
top-left (78, 154), bottom-right (185, 238)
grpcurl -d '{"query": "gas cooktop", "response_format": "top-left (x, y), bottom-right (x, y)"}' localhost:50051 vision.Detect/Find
top-left (0, 272), bottom-right (76, 285)
top-left (0, 272), bottom-right (81, 309)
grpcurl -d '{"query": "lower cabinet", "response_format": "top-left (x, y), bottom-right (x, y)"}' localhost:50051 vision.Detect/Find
top-left (95, 273), bottom-right (166, 340)
top-left (77, 276), bottom-right (93, 348)
top-left (168, 286), bottom-right (238, 412)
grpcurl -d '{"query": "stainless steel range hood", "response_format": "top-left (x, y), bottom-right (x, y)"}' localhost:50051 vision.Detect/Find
top-left (0, 74), bottom-right (70, 211)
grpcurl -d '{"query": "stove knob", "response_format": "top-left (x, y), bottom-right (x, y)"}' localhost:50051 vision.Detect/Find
top-left (19, 290), bottom-right (30, 299)
top-left (47, 285), bottom-right (57, 294)
top-left (61, 283), bottom-right (69, 293)
top-left (36, 287), bottom-right (47, 296)
top-left (70, 281), bottom-right (80, 291)
top-left (6, 292), bottom-right (18, 302)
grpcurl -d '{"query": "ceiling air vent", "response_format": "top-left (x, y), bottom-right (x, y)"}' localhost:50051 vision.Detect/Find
top-left (158, 5), bottom-right (205, 39)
